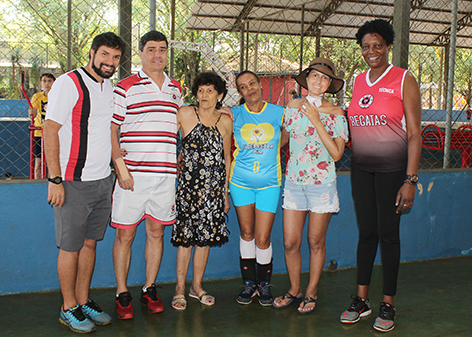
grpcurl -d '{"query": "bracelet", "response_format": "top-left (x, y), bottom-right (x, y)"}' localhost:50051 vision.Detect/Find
top-left (223, 187), bottom-right (230, 193)
top-left (404, 179), bottom-right (415, 185)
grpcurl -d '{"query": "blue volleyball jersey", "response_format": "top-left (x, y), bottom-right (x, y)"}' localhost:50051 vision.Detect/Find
top-left (230, 102), bottom-right (285, 189)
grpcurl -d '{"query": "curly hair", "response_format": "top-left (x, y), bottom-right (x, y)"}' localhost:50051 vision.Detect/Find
top-left (355, 19), bottom-right (395, 47)
top-left (191, 72), bottom-right (228, 109)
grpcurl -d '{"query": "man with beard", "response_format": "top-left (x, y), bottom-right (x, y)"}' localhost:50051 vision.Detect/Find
top-left (43, 32), bottom-right (126, 333)
top-left (110, 31), bottom-right (183, 319)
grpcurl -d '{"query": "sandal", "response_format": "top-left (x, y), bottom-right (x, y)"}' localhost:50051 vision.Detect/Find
top-left (297, 296), bottom-right (317, 315)
top-left (272, 291), bottom-right (304, 309)
top-left (171, 296), bottom-right (187, 310)
top-left (189, 289), bottom-right (215, 306)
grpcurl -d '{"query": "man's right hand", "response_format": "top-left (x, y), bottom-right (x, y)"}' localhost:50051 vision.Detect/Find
top-left (48, 183), bottom-right (65, 207)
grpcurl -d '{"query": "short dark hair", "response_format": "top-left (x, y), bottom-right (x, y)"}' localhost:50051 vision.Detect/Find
top-left (235, 70), bottom-right (261, 105)
top-left (90, 32), bottom-right (127, 55)
top-left (40, 73), bottom-right (55, 81)
top-left (191, 72), bottom-right (228, 109)
top-left (140, 31), bottom-right (168, 51)
top-left (355, 19), bottom-right (395, 46)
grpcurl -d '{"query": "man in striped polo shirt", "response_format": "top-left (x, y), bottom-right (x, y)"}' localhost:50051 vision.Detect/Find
top-left (110, 31), bottom-right (183, 319)
top-left (44, 32), bottom-right (126, 333)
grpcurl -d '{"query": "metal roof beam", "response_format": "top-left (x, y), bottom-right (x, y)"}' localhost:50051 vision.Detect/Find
top-left (431, 12), bottom-right (472, 46)
top-left (231, 0), bottom-right (258, 31)
top-left (304, 0), bottom-right (346, 34)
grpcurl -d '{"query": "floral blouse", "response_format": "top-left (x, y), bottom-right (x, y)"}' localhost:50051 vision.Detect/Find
top-left (284, 107), bottom-right (349, 185)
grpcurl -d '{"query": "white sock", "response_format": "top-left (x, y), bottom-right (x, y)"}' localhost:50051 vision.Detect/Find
top-left (240, 237), bottom-right (256, 259)
top-left (256, 243), bottom-right (272, 265)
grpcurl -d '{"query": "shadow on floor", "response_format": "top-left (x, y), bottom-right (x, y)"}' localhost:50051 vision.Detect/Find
top-left (1, 256), bottom-right (470, 336)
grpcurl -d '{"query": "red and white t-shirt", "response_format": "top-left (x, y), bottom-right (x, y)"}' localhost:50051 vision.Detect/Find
top-left (46, 67), bottom-right (114, 181)
top-left (348, 65), bottom-right (408, 172)
top-left (112, 70), bottom-right (183, 176)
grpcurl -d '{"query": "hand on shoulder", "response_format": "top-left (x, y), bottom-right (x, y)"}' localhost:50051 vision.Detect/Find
top-left (288, 98), bottom-right (304, 109)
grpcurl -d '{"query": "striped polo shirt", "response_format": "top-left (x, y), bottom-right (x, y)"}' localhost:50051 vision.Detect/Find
top-left (112, 70), bottom-right (183, 176)
top-left (46, 67), bottom-right (114, 181)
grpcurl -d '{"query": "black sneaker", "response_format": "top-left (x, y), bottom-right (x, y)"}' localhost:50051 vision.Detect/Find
top-left (373, 302), bottom-right (396, 332)
top-left (340, 295), bottom-right (372, 323)
top-left (258, 281), bottom-right (274, 306)
top-left (236, 280), bottom-right (257, 305)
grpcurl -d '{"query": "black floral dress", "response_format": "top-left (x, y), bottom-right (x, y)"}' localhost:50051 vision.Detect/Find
top-left (171, 107), bottom-right (229, 247)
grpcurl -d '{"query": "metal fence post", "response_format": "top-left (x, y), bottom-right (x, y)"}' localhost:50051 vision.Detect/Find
top-left (444, 0), bottom-right (459, 168)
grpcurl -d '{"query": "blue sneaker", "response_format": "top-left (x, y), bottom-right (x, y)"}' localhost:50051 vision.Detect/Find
top-left (59, 304), bottom-right (96, 333)
top-left (81, 299), bottom-right (112, 325)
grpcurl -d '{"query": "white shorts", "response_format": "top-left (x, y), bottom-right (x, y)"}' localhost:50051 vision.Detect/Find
top-left (111, 175), bottom-right (176, 228)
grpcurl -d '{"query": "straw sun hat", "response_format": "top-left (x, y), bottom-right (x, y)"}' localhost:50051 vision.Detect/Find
top-left (294, 57), bottom-right (344, 94)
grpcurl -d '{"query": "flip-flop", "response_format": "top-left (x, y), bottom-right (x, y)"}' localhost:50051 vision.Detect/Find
top-left (272, 292), bottom-right (304, 309)
top-left (297, 296), bottom-right (317, 315)
top-left (171, 296), bottom-right (187, 310)
top-left (189, 291), bottom-right (215, 306)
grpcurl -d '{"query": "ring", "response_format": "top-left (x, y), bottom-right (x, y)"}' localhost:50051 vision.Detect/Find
top-left (403, 204), bottom-right (407, 207)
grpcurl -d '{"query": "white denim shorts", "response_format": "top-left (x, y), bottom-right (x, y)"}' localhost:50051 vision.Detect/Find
top-left (282, 179), bottom-right (340, 213)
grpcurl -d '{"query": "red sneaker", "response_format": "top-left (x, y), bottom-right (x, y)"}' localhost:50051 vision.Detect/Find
top-left (116, 292), bottom-right (134, 319)
top-left (140, 284), bottom-right (164, 313)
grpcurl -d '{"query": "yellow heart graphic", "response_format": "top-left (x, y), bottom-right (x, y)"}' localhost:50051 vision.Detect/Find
top-left (240, 123), bottom-right (275, 144)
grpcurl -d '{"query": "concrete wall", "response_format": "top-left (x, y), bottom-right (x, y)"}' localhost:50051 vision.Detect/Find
top-left (1, 171), bottom-right (471, 295)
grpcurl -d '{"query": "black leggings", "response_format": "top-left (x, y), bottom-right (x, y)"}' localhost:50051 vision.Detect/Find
top-left (351, 168), bottom-right (405, 297)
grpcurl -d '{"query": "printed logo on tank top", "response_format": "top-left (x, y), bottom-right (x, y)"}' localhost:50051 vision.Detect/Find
top-left (379, 87), bottom-right (394, 94)
top-left (358, 94), bottom-right (373, 108)
top-left (349, 114), bottom-right (387, 127)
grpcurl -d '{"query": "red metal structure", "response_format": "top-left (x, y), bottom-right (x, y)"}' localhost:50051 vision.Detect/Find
top-left (421, 124), bottom-right (472, 168)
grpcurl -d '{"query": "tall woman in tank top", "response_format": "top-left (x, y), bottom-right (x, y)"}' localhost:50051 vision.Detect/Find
top-left (229, 71), bottom-right (288, 306)
top-left (339, 19), bottom-right (421, 332)
top-left (272, 57), bottom-right (349, 314)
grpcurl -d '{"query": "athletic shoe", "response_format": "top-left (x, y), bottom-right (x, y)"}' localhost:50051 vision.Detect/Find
top-left (340, 295), bottom-right (372, 323)
top-left (236, 280), bottom-right (258, 305)
top-left (59, 304), bottom-right (96, 333)
top-left (116, 292), bottom-right (134, 319)
top-left (140, 284), bottom-right (164, 313)
top-left (258, 281), bottom-right (274, 306)
top-left (373, 302), bottom-right (396, 332)
top-left (81, 299), bottom-right (112, 325)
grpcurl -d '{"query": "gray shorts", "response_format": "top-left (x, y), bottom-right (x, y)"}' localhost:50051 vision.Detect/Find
top-left (54, 175), bottom-right (113, 252)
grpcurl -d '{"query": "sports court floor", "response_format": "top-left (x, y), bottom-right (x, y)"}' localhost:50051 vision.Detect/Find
top-left (1, 256), bottom-right (469, 336)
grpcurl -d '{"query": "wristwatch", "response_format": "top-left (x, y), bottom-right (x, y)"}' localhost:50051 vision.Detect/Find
top-left (404, 174), bottom-right (419, 185)
top-left (48, 176), bottom-right (63, 184)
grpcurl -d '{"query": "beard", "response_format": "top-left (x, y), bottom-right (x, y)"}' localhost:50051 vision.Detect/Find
top-left (91, 55), bottom-right (116, 79)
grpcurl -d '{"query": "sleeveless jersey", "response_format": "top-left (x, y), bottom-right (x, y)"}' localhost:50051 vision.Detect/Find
top-left (230, 102), bottom-right (284, 189)
top-left (348, 65), bottom-right (408, 172)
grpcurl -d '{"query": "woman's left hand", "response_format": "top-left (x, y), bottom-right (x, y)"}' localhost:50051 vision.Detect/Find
top-left (224, 193), bottom-right (231, 213)
top-left (395, 183), bottom-right (416, 213)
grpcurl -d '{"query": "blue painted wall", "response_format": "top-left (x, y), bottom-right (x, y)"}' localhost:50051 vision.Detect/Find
top-left (1, 171), bottom-right (471, 295)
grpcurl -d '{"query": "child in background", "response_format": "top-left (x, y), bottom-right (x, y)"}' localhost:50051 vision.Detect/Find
top-left (29, 72), bottom-right (55, 179)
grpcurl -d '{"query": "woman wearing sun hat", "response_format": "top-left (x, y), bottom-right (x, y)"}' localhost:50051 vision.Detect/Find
top-left (272, 57), bottom-right (349, 314)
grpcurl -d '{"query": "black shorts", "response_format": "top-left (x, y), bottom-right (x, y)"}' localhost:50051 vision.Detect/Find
top-left (34, 137), bottom-right (42, 158)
